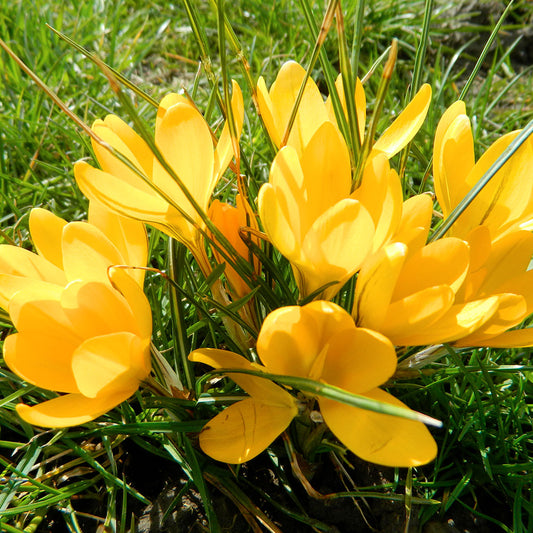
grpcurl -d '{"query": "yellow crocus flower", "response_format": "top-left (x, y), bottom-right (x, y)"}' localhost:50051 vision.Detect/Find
top-left (4, 268), bottom-right (151, 427)
top-left (434, 101), bottom-right (533, 240)
top-left (191, 301), bottom-right (437, 467)
top-left (0, 204), bottom-right (147, 309)
top-left (74, 82), bottom-right (244, 259)
top-left (257, 61), bottom-right (432, 159)
top-left (258, 121), bottom-right (375, 299)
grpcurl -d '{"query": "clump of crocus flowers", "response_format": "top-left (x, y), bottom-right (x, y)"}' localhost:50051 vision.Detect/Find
top-left (2, 56), bottom-right (533, 475)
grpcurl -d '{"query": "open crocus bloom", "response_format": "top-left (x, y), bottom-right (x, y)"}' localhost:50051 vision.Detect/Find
top-left (4, 268), bottom-right (152, 427)
top-left (191, 301), bottom-right (437, 467)
top-left (257, 61), bottom-right (431, 160)
top-left (258, 121), bottom-right (375, 299)
top-left (433, 101), bottom-right (533, 241)
top-left (74, 82), bottom-right (244, 256)
top-left (0, 205), bottom-right (147, 310)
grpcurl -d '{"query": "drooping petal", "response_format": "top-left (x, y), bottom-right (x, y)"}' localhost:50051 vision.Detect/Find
top-left (3, 332), bottom-right (79, 393)
top-left (372, 84), bottom-right (432, 158)
top-left (71, 332), bottom-right (149, 398)
top-left (189, 348), bottom-right (294, 402)
top-left (88, 201), bottom-right (148, 286)
top-left (353, 242), bottom-right (407, 329)
top-left (199, 397), bottom-right (297, 464)
top-left (320, 388), bottom-right (437, 467)
top-left (16, 386), bottom-right (137, 428)
top-left (61, 222), bottom-right (124, 285)
top-left (29, 208), bottom-right (67, 270)
top-left (75, 162), bottom-right (177, 238)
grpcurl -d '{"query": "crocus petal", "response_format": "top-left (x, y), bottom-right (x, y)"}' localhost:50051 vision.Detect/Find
top-left (300, 198), bottom-right (374, 298)
top-left (321, 328), bottom-right (397, 394)
top-left (320, 388), bottom-right (437, 467)
top-left (156, 93), bottom-right (189, 130)
top-left (75, 162), bottom-right (178, 237)
top-left (61, 222), bottom-right (124, 285)
top-left (435, 114), bottom-right (475, 218)
top-left (392, 238), bottom-right (469, 300)
top-left (268, 61), bottom-right (329, 154)
top-left (0, 276), bottom-right (60, 313)
top-left (372, 84), bottom-right (432, 158)
top-left (88, 201), bottom-right (148, 286)
top-left (109, 267), bottom-right (152, 340)
top-left (199, 397), bottom-right (297, 464)
top-left (72, 332), bottom-right (149, 398)
top-left (352, 153), bottom-right (403, 252)
top-left (213, 80), bottom-right (244, 185)
top-left (257, 76), bottom-right (281, 147)
top-left (4, 332), bottom-right (79, 393)
top-left (454, 293), bottom-right (526, 346)
top-left (470, 327), bottom-right (533, 348)
top-left (393, 194), bottom-right (433, 253)
top-left (382, 285), bottom-right (455, 341)
top-left (392, 296), bottom-right (500, 346)
top-left (353, 242), bottom-right (407, 329)
top-left (16, 387), bottom-right (137, 428)
top-left (60, 281), bottom-right (137, 339)
top-left (257, 302), bottom-right (354, 379)
top-left (154, 101), bottom-right (214, 217)
top-left (300, 121), bottom-right (352, 225)
top-left (189, 348), bottom-right (294, 402)
top-left (29, 208), bottom-right (67, 270)
top-left (0, 245), bottom-right (66, 289)
top-left (91, 116), bottom-right (153, 185)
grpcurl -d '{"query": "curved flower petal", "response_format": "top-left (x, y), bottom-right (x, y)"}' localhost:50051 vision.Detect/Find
top-left (353, 242), bottom-right (407, 329)
top-left (393, 194), bottom-right (433, 253)
top-left (300, 198), bottom-right (374, 298)
top-left (199, 397), bottom-right (297, 464)
top-left (372, 84), bottom-right (432, 158)
top-left (72, 332), bottom-right (149, 398)
top-left (0, 276), bottom-right (60, 312)
top-left (257, 302), bottom-right (354, 379)
top-left (392, 238), bottom-right (469, 300)
top-left (92, 116), bottom-right (153, 185)
top-left (4, 332), bottom-right (79, 393)
top-left (29, 208), bottom-right (67, 270)
top-left (382, 285), bottom-right (455, 341)
top-left (320, 388), bottom-right (437, 467)
top-left (61, 222), bottom-right (124, 285)
top-left (213, 80), bottom-right (244, 185)
top-left (16, 386), bottom-right (137, 428)
top-left (321, 328), bottom-right (397, 394)
top-left (88, 201), bottom-right (148, 286)
top-left (0, 245), bottom-right (66, 290)
top-left (154, 102), bottom-right (214, 218)
top-left (60, 281), bottom-right (137, 339)
top-left (392, 296), bottom-right (500, 346)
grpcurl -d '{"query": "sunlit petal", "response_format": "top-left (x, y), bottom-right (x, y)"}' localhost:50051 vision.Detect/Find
top-left (320, 388), bottom-right (437, 467)
top-left (29, 208), bottom-right (67, 270)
